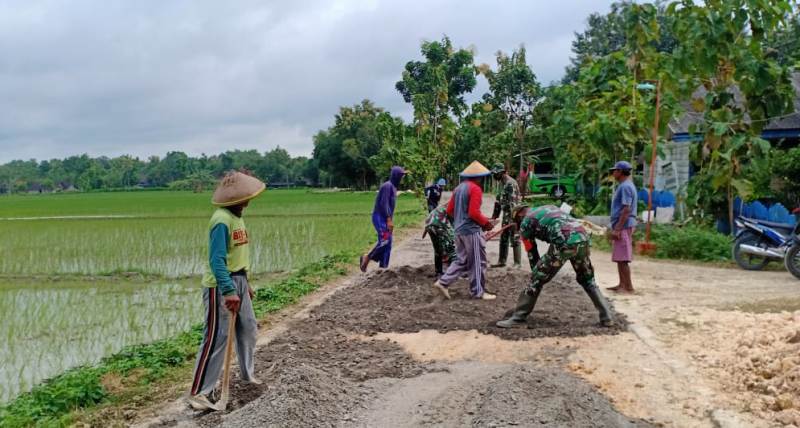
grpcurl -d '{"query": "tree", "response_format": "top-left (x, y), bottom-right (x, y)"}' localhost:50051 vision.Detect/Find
top-left (396, 36), bottom-right (477, 181)
top-left (766, 11), bottom-right (800, 67)
top-left (313, 100), bottom-right (398, 189)
top-left (545, 2), bottom-right (680, 196)
top-left (668, 0), bottom-right (797, 227)
top-left (563, 0), bottom-right (677, 83)
top-left (479, 46), bottom-right (543, 176)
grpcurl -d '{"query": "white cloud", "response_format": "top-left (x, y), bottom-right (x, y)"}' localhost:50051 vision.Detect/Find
top-left (0, 0), bottom-right (614, 162)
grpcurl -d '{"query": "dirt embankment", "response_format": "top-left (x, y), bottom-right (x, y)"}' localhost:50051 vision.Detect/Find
top-left (658, 308), bottom-right (800, 426)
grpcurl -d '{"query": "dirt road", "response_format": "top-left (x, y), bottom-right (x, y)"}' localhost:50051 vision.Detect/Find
top-left (134, 197), bottom-right (800, 428)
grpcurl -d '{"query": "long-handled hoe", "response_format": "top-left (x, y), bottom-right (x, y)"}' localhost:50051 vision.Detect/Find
top-left (214, 310), bottom-right (237, 411)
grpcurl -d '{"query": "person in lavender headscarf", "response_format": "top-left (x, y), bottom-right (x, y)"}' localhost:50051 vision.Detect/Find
top-left (360, 166), bottom-right (406, 271)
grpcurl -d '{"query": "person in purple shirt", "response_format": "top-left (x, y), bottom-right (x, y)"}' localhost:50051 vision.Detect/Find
top-left (361, 166), bottom-right (406, 271)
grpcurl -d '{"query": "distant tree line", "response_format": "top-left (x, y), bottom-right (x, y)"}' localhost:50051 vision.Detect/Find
top-left (0, 147), bottom-right (321, 194)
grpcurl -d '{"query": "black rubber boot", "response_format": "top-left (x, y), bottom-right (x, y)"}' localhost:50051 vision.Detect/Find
top-left (512, 243), bottom-right (522, 268)
top-left (583, 284), bottom-right (614, 327)
top-left (434, 253), bottom-right (443, 276)
top-left (496, 287), bottom-right (542, 328)
top-left (493, 242), bottom-right (508, 268)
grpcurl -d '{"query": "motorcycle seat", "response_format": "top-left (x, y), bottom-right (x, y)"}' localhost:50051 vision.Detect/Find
top-left (740, 217), bottom-right (796, 232)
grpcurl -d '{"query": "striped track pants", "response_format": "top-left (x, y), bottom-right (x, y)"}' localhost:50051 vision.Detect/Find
top-left (190, 275), bottom-right (258, 396)
top-left (438, 232), bottom-right (488, 298)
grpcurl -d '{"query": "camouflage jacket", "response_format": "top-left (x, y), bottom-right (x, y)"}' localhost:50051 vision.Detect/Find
top-left (425, 206), bottom-right (453, 232)
top-left (520, 205), bottom-right (589, 248)
top-left (493, 175), bottom-right (521, 217)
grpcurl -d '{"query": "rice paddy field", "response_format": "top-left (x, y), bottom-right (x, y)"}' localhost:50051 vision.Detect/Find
top-left (0, 189), bottom-right (423, 403)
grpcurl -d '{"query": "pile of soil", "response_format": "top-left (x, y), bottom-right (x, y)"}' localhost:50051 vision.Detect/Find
top-left (661, 308), bottom-right (800, 426)
top-left (196, 325), bottom-right (431, 426)
top-left (219, 364), bottom-right (372, 427)
top-left (186, 264), bottom-right (637, 427)
top-left (315, 265), bottom-right (627, 340)
top-left (472, 365), bottom-right (651, 427)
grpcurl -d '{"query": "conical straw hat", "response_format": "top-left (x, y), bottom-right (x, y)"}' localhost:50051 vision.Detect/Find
top-left (460, 161), bottom-right (491, 178)
top-left (212, 171), bottom-right (266, 207)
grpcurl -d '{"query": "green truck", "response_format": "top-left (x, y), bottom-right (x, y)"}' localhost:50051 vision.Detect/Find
top-left (518, 148), bottom-right (577, 198)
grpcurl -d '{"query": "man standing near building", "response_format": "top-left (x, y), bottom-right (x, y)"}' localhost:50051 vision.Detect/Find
top-left (424, 178), bottom-right (446, 212)
top-left (496, 205), bottom-right (614, 328)
top-left (490, 163), bottom-right (522, 268)
top-left (432, 161), bottom-right (498, 300)
top-left (188, 171), bottom-right (265, 411)
top-left (424, 205), bottom-right (457, 277)
top-left (361, 166), bottom-right (406, 272)
top-left (607, 161), bottom-right (637, 294)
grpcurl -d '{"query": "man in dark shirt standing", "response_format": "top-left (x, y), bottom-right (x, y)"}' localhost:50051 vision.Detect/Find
top-left (361, 166), bottom-right (405, 272)
top-left (424, 178), bottom-right (446, 212)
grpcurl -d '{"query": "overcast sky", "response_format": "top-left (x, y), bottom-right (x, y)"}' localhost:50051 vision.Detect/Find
top-left (0, 0), bottom-right (615, 163)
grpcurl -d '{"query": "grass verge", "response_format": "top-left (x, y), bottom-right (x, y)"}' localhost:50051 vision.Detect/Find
top-left (591, 223), bottom-right (733, 263)
top-left (0, 253), bottom-right (354, 428)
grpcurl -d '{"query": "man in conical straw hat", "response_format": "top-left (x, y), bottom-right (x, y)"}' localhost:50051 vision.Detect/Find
top-left (432, 161), bottom-right (499, 300)
top-left (187, 170), bottom-right (265, 411)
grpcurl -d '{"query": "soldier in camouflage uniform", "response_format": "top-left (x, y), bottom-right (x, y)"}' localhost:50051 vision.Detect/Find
top-left (496, 205), bottom-right (614, 328)
top-left (424, 205), bottom-right (457, 276)
top-left (491, 163), bottom-right (522, 268)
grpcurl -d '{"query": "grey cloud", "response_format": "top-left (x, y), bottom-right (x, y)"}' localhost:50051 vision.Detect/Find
top-left (0, 0), bottom-right (613, 162)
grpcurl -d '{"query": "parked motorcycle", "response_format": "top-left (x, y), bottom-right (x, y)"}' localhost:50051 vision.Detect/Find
top-left (732, 216), bottom-right (795, 271)
top-left (785, 208), bottom-right (800, 280)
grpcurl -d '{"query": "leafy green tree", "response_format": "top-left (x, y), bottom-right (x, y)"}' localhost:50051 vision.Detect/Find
top-left (546, 2), bottom-right (679, 194)
top-left (771, 147), bottom-right (800, 207)
top-left (479, 46), bottom-right (543, 175)
top-left (313, 100), bottom-right (397, 189)
top-left (563, 0), bottom-right (677, 83)
top-left (396, 36), bottom-right (477, 181)
top-left (766, 11), bottom-right (800, 67)
top-left (668, 0), bottom-right (797, 226)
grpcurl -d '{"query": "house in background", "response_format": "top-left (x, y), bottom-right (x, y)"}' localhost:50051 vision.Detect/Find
top-left (645, 72), bottom-right (800, 196)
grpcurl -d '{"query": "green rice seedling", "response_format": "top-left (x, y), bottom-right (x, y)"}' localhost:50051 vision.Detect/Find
top-left (0, 190), bottom-right (425, 405)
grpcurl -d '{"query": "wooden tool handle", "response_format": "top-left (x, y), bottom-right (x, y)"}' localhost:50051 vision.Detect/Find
top-left (485, 223), bottom-right (514, 241)
top-left (217, 311), bottom-right (237, 411)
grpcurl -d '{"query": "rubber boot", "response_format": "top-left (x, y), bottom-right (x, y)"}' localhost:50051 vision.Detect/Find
top-left (492, 242), bottom-right (508, 268)
top-left (583, 284), bottom-right (614, 327)
top-left (496, 287), bottom-right (542, 328)
top-left (512, 243), bottom-right (522, 268)
top-left (434, 253), bottom-right (443, 276)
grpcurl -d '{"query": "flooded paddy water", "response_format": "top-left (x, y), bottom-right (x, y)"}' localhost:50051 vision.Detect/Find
top-left (0, 277), bottom-right (202, 403)
top-left (0, 190), bottom-right (423, 404)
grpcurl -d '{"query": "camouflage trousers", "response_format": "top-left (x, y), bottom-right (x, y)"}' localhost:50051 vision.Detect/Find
top-left (427, 226), bottom-right (457, 275)
top-left (498, 210), bottom-right (521, 264)
top-left (507, 241), bottom-right (613, 325)
top-left (527, 242), bottom-right (595, 293)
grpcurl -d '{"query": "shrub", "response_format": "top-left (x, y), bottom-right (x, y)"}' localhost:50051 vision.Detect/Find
top-left (592, 224), bottom-right (731, 262)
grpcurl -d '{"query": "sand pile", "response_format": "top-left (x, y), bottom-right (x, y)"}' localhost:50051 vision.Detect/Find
top-left (662, 309), bottom-right (800, 426)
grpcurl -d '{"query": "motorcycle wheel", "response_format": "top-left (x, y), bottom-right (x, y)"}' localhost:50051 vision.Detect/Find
top-left (785, 244), bottom-right (800, 280)
top-left (732, 232), bottom-right (770, 271)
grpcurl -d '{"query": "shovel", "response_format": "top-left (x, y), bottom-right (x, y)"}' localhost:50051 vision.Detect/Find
top-left (214, 310), bottom-right (237, 411)
top-left (485, 223), bottom-right (514, 241)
